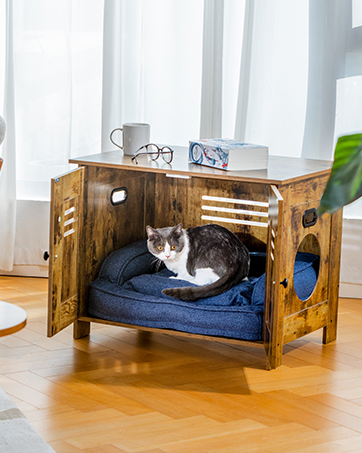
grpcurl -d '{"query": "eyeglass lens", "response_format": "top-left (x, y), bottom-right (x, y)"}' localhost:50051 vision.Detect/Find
top-left (143, 144), bottom-right (173, 163)
top-left (145, 144), bottom-right (160, 161)
top-left (160, 146), bottom-right (173, 163)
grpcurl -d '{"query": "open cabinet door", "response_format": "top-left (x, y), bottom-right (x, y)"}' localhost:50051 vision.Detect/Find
top-left (47, 167), bottom-right (85, 337)
top-left (263, 185), bottom-right (284, 369)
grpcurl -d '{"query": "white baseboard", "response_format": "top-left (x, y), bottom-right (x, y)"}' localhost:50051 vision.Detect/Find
top-left (0, 265), bottom-right (48, 278)
top-left (339, 282), bottom-right (362, 299)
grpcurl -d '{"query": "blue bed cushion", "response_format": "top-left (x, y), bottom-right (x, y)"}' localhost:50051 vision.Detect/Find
top-left (88, 240), bottom-right (318, 341)
top-left (252, 252), bottom-right (319, 303)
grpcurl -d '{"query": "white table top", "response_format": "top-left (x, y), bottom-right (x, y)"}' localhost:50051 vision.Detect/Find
top-left (0, 301), bottom-right (27, 337)
top-left (69, 146), bottom-right (333, 186)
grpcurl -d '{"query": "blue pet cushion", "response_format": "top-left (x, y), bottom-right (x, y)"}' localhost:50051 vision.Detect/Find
top-left (88, 240), bottom-right (318, 341)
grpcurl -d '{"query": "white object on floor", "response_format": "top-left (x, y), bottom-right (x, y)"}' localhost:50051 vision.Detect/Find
top-left (0, 386), bottom-right (55, 453)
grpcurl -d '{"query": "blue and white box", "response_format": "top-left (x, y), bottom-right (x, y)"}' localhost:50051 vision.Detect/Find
top-left (189, 138), bottom-right (269, 171)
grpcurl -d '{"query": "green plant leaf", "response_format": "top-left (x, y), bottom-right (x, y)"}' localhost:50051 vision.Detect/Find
top-left (318, 133), bottom-right (362, 215)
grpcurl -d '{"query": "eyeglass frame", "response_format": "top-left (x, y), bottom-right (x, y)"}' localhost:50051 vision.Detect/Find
top-left (131, 143), bottom-right (174, 165)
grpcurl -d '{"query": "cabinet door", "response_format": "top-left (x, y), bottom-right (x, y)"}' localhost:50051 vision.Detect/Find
top-left (263, 185), bottom-right (284, 369)
top-left (47, 167), bottom-right (85, 337)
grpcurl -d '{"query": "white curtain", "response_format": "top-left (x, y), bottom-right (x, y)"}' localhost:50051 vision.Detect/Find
top-left (199, 0), bottom-right (224, 138)
top-left (102, 0), bottom-right (204, 149)
top-left (101, 0), bottom-right (244, 149)
top-left (235, 0), bottom-right (309, 157)
top-left (302, 0), bottom-right (351, 160)
top-left (0, 0), bottom-right (16, 271)
top-left (0, 0), bottom-right (103, 272)
top-left (236, 0), bottom-right (361, 165)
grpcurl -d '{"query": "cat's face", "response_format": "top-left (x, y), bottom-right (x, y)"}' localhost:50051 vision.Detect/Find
top-left (146, 224), bottom-right (185, 262)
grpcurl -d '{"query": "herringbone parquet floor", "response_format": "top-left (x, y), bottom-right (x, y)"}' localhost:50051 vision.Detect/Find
top-left (1, 276), bottom-right (362, 452)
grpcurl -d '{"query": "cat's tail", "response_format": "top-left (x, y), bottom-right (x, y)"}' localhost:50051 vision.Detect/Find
top-left (162, 264), bottom-right (248, 302)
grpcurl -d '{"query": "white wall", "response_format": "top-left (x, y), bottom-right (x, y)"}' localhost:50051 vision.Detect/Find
top-left (340, 218), bottom-right (362, 298)
top-left (1, 200), bottom-right (49, 277)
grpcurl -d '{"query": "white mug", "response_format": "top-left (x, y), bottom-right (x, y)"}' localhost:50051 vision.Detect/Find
top-left (110, 123), bottom-right (150, 156)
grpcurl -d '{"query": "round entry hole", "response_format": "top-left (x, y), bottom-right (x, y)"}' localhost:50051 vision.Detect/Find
top-left (293, 234), bottom-right (320, 301)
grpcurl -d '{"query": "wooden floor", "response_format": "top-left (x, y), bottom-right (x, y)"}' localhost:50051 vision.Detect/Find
top-left (1, 277), bottom-right (362, 453)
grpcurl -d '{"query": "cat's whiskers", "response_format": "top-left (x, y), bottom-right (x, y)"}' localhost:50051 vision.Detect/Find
top-left (150, 256), bottom-right (163, 272)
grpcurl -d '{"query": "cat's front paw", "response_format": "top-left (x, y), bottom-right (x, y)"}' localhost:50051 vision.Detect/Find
top-left (169, 276), bottom-right (180, 280)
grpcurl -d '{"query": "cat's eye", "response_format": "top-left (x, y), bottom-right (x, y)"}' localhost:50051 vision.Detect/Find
top-left (171, 245), bottom-right (177, 250)
top-left (157, 246), bottom-right (164, 251)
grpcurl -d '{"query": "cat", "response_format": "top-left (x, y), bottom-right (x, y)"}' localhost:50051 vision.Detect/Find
top-left (146, 223), bottom-right (250, 301)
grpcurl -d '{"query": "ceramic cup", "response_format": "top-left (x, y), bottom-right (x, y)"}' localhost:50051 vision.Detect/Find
top-left (110, 123), bottom-right (151, 156)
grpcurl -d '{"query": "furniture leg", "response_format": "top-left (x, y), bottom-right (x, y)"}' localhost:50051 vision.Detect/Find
top-left (73, 320), bottom-right (90, 339)
top-left (323, 209), bottom-right (343, 344)
top-left (266, 341), bottom-right (283, 370)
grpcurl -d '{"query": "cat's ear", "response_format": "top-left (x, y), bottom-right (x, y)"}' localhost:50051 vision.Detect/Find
top-left (146, 225), bottom-right (157, 239)
top-left (172, 223), bottom-right (183, 236)
top-left (146, 225), bottom-right (158, 240)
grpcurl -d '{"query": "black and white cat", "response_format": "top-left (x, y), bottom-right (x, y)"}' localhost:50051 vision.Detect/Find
top-left (146, 223), bottom-right (250, 301)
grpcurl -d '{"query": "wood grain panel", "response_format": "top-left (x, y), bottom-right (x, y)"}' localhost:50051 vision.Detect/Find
top-left (288, 174), bottom-right (329, 207)
top-left (153, 174), bottom-right (269, 249)
top-left (60, 295), bottom-right (78, 330)
top-left (323, 208), bottom-right (343, 344)
top-left (286, 200), bottom-right (330, 316)
top-left (61, 198), bottom-right (79, 303)
top-left (48, 167), bottom-right (84, 337)
top-left (78, 167), bottom-right (155, 326)
top-left (183, 176), bottom-right (269, 251)
top-left (263, 185), bottom-right (284, 369)
top-left (283, 301), bottom-right (329, 344)
top-left (154, 173), bottom-right (179, 227)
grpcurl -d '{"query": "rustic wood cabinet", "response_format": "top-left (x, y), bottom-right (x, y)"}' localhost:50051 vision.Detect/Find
top-left (47, 146), bottom-right (342, 369)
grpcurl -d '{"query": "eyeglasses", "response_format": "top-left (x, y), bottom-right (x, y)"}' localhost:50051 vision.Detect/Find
top-left (131, 144), bottom-right (174, 165)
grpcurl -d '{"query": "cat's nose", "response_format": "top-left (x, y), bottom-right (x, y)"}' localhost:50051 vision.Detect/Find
top-left (165, 254), bottom-right (171, 259)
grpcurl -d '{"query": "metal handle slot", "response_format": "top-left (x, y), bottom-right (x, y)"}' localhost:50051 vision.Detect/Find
top-left (111, 187), bottom-right (128, 205)
top-left (302, 208), bottom-right (318, 228)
